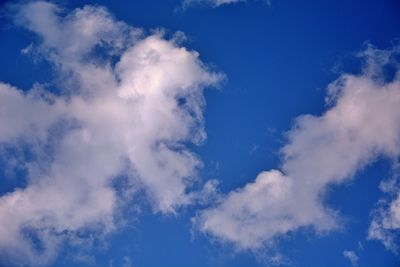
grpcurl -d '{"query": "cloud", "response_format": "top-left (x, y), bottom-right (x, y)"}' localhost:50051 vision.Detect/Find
top-left (180, 0), bottom-right (271, 9)
top-left (343, 250), bottom-right (358, 267)
top-left (0, 1), bottom-right (222, 265)
top-left (181, 0), bottom-right (246, 8)
top-left (368, 170), bottom-right (400, 252)
top-left (194, 43), bottom-right (400, 251)
top-left (108, 256), bottom-right (132, 267)
top-left (122, 256), bottom-right (132, 267)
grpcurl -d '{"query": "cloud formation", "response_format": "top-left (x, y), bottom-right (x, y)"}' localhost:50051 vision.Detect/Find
top-left (195, 43), bottom-right (400, 250)
top-left (368, 170), bottom-right (400, 252)
top-left (0, 1), bottom-right (221, 265)
top-left (182, 0), bottom-right (246, 8)
top-left (343, 250), bottom-right (358, 267)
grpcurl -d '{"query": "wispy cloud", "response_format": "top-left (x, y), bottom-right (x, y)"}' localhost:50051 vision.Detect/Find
top-left (343, 250), bottom-right (358, 266)
top-left (181, 0), bottom-right (248, 9)
top-left (194, 43), bottom-right (400, 251)
top-left (180, 0), bottom-right (271, 9)
top-left (0, 1), bottom-right (222, 265)
top-left (368, 166), bottom-right (400, 252)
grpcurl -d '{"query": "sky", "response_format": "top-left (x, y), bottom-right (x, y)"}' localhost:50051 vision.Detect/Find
top-left (0, 0), bottom-right (400, 267)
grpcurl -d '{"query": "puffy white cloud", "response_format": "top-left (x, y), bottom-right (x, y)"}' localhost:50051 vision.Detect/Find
top-left (194, 169), bottom-right (333, 249)
top-left (343, 250), bottom-right (358, 267)
top-left (0, 1), bottom-right (221, 265)
top-left (195, 44), bottom-right (400, 250)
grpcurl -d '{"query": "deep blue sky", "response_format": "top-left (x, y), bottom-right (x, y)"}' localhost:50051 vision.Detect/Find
top-left (0, 0), bottom-right (400, 266)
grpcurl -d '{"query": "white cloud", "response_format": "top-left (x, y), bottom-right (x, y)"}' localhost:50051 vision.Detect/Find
top-left (368, 172), bottom-right (400, 252)
top-left (343, 250), bottom-right (358, 267)
top-left (195, 43), bottom-right (400, 250)
top-left (180, 0), bottom-right (272, 8)
top-left (122, 256), bottom-right (132, 267)
top-left (182, 0), bottom-right (246, 8)
top-left (0, 1), bottom-right (222, 265)
top-left (108, 256), bottom-right (132, 267)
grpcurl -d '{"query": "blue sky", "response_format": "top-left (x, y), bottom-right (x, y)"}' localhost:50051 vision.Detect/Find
top-left (0, 1), bottom-right (400, 267)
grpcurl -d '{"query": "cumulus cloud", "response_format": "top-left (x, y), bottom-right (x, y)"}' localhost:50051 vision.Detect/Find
top-left (343, 250), bottom-right (358, 267)
top-left (0, 1), bottom-right (221, 265)
top-left (195, 43), bottom-right (400, 250)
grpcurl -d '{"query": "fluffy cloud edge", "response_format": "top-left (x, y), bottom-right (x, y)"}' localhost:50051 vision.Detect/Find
top-left (0, 1), bottom-right (223, 265)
